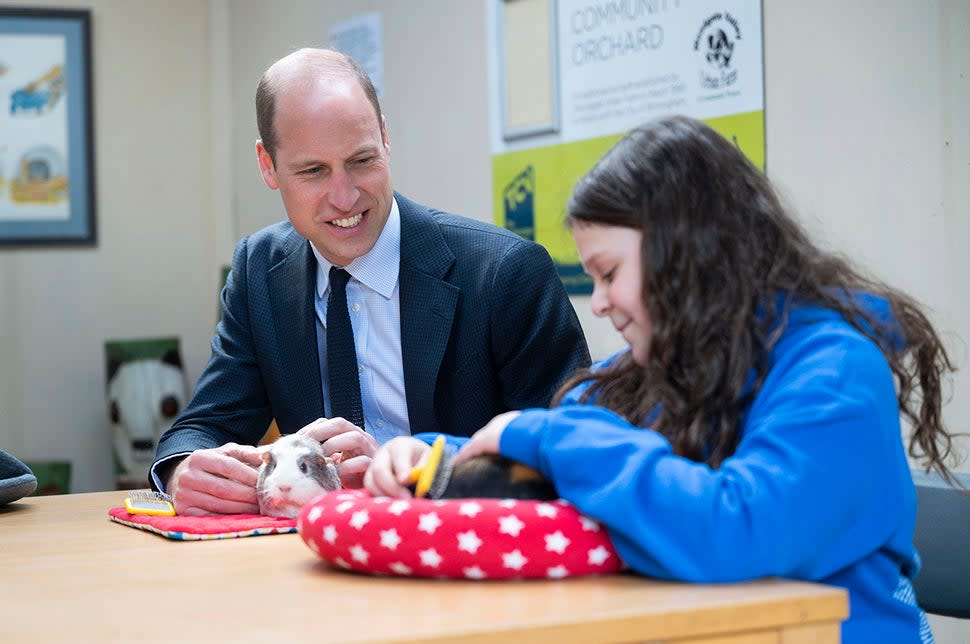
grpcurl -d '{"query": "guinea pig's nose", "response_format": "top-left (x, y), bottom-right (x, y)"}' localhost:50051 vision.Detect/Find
top-left (277, 485), bottom-right (291, 494)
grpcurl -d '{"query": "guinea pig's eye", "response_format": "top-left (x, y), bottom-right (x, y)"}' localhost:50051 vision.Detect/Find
top-left (160, 395), bottom-right (180, 418)
top-left (109, 401), bottom-right (120, 424)
top-left (299, 461), bottom-right (308, 474)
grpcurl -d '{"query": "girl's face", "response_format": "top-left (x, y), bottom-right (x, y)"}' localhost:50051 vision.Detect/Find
top-left (571, 222), bottom-right (653, 366)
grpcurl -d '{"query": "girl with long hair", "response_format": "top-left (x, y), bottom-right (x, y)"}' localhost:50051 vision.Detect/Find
top-left (365, 115), bottom-right (960, 643)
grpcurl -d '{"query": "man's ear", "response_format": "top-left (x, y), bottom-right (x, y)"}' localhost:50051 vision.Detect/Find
top-left (380, 116), bottom-right (391, 155)
top-left (256, 140), bottom-right (279, 190)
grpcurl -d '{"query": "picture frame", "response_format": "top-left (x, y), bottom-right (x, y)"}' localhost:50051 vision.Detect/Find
top-left (0, 7), bottom-right (96, 247)
top-left (497, 0), bottom-right (560, 141)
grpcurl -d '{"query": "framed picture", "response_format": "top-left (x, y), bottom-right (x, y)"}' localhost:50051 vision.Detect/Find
top-left (496, 0), bottom-right (560, 141)
top-left (0, 7), bottom-right (96, 247)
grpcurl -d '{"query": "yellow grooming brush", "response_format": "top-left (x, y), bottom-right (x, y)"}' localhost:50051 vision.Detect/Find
top-left (124, 489), bottom-right (176, 516)
top-left (408, 435), bottom-right (455, 498)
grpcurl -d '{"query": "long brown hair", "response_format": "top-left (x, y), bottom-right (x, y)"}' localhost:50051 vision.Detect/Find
top-left (555, 115), bottom-right (959, 483)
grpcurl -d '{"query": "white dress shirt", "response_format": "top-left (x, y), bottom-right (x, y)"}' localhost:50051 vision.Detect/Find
top-left (310, 198), bottom-right (410, 444)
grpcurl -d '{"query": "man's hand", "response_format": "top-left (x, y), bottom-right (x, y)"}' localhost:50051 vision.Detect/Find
top-left (363, 436), bottom-right (432, 499)
top-left (167, 443), bottom-right (262, 516)
top-left (297, 417), bottom-right (379, 488)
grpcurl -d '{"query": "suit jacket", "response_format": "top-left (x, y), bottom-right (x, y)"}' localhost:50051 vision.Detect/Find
top-left (154, 193), bottom-right (590, 463)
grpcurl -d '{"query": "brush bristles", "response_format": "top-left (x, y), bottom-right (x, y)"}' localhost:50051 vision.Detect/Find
top-left (128, 489), bottom-right (174, 503)
top-left (426, 447), bottom-right (456, 500)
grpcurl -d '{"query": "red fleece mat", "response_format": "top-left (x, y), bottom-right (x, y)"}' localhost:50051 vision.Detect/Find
top-left (107, 506), bottom-right (297, 541)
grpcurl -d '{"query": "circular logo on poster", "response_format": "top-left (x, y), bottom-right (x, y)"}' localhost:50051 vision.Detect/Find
top-left (693, 13), bottom-right (743, 90)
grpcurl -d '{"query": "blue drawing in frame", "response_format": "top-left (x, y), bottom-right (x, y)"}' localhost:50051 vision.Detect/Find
top-left (0, 7), bottom-right (96, 246)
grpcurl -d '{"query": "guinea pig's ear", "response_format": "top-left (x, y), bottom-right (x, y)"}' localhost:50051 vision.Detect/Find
top-left (260, 451), bottom-right (273, 465)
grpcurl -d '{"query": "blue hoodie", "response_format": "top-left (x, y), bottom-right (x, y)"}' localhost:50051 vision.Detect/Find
top-left (420, 295), bottom-right (932, 643)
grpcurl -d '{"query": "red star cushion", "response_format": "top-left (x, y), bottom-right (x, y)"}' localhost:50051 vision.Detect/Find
top-left (297, 490), bottom-right (622, 579)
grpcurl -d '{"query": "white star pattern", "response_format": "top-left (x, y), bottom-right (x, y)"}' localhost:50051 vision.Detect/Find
top-left (389, 562), bottom-right (412, 575)
top-left (350, 544), bottom-right (369, 564)
top-left (502, 549), bottom-right (528, 570)
top-left (306, 506), bottom-right (324, 523)
top-left (349, 509), bottom-right (370, 530)
top-left (419, 548), bottom-right (443, 568)
top-left (456, 530), bottom-right (483, 554)
top-left (535, 503), bottom-right (558, 518)
top-left (335, 501), bottom-right (355, 514)
top-left (388, 500), bottom-right (410, 516)
top-left (580, 516), bottom-right (600, 532)
top-left (379, 528), bottom-right (402, 550)
top-left (544, 531), bottom-right (570, 554)
top-left (458, 501), bottom-right (483, 517)
top-left (302, 490), bottom-right (621, 581)
top-left (587, 545), bottom-right (611, 566)
top-left (418, 512), bottom-right (443, 534)
top-left (498, 514), bottom-right (525, 537)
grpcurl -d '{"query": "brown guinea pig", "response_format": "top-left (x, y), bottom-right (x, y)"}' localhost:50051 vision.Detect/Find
top-left (257, 434), bottom-right (341, 518)
top-left (437, 454), bottom-right (558, 501)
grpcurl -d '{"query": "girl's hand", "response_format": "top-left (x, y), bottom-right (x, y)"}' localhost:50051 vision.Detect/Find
top-left (453, 411), bottom-right (521, 464)
top-left (363, 436), bottom-right (431, 499)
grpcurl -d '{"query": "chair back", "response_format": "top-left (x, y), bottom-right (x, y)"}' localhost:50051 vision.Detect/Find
top-left (911, 469), bottom-right (970, 619)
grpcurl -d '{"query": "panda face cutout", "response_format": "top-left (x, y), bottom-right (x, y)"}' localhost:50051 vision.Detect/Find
top-left (107, 358), bottom-right (188, 480)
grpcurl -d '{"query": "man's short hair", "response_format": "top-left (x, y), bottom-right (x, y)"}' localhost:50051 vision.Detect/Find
top-left (255, 49), bottom-right (383, 164)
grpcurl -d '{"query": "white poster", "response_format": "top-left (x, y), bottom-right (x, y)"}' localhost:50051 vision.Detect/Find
top-left (491, 0), bottom-right (764, 154)
top-left (488, 0), bottom-right (765, 294)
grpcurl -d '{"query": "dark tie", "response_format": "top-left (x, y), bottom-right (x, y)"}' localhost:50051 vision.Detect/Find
top-left (327, 267), bottom-right (365, 429)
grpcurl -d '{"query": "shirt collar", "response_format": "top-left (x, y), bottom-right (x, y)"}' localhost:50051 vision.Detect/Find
top-left (312, 197), bottom-right (401, 300)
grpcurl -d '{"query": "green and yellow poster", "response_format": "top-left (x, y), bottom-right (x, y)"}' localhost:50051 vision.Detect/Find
top-left (490, 0), bottom-right (764, 293)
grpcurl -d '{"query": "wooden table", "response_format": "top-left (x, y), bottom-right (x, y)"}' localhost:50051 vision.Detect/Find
top-left (0, 491), bottom-right (847, 643)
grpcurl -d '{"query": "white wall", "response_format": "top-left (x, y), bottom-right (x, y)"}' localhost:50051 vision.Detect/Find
top-left (765, 1), bottom-right (970, 472)
top-left (0, 0), bottom-right (225, 492)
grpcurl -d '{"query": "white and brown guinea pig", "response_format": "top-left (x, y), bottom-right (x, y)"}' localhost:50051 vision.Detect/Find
top-left (257, 434), bottom-right (341, 518)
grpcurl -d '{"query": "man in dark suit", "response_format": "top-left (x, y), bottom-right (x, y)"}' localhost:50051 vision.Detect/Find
top-left (151, 48), bottom-right (589, 515)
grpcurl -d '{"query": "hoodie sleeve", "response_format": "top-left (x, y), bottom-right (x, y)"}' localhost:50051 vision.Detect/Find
top-left (499, 324), bottom-right (912, 583)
